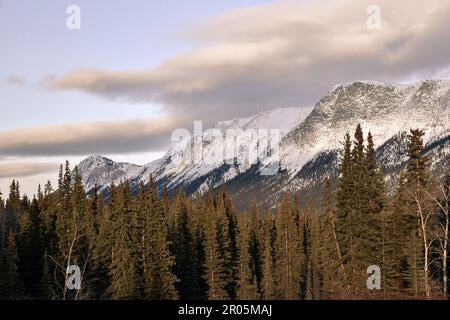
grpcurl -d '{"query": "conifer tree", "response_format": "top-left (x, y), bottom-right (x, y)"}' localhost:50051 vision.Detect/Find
top-left (142, 181), bottom-right (178, 300)
top-left (319, 178), bottom-right (347, 297)
top-left (247, 199), bottom-right (262, 296)
top-left (0, 230), bottom-right (23, 299)
top-left (172, 193), bottom-right (200, 299)
top-left (0, 193), bottom-right (4, 263)
top-left (192, 198), bottom-right (208, 300)
top-left (274, 194), bottom-right (301, 299)
top-left (237, 215), bottom-right (259, 300)
top-left (38, 251), bottom-right (55, 300)
top-left (17, 197), bottom-right (44, 296)
top-left (222, 193), bottom-right (240, 299)
top-left (350, 124), bottom-right (372, 294)
top-left (92, 183), bottom-right (117, 298)
top-left (5, 180), bottom-right (21, 234)
top-left (41, 181), bottom-right (58, 259)
top-left (72, 167), bottom-right (97, 298)
top-left (261, 212), bottom-right (277, 300)
top-left (203, 204), bottom-right (228, 300)
top-left (335, 133), bottom-right (355, 294)
top-left (365, 132), bottom-right (387, 296)
top-left (404, 129), bottom-right (433, 297)
top-left (109, 183), bottom-right (140, 299)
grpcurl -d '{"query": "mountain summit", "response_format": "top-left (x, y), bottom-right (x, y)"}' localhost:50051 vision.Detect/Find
top-left (76, 80), bottom-right (450, 208)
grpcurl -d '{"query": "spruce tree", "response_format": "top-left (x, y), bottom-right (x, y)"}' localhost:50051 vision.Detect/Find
top-left (236, 215), bottom-right (259, 300)
top-left (213, 192), bottom-right (239, 300)
top-left (172, 193), bottom-right (200, 299)
top-left (274, 194), bottom-right (301, 299)
top-left (38, 251), bottom-right (55, 300)
top-left (0, 193), bottom-right (4, 264)
top-left (303, 212), bottom-right (322, 300)
top-left (17, 196), bottom-right (44, 297)
top-left (261, 212), bottom-right (277, 300)
top-left (247, 199), bottom-right (262, 296)
top-left (0, 230), bottom-right (23, 299)
top-left (335, 132), bottom-right (355, 294)
top-left (365, 132), bottom-right (387, 297)
top-left (404, 129), bottom-right (433, 297)
top-left (319, 178), bottom-right (347, 298)
top-left (203, 203), bottom-right (228, 300)
top-left (109, 183), bottom-right (140, 299)
top-left (142, 181), bottom-right (178, 300)
top-left (92, 183), bottom-right (117, 298)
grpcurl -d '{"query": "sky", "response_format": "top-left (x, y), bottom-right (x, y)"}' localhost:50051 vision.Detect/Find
top-left (1, 0), bottom-right (450, 197)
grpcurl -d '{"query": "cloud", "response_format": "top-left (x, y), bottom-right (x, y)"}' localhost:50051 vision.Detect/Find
top-left (0, 162), bottom-right (58, 179)
top-left (0, 116), bottom-right (188, 157)
top-left (47, 0), bottom-right (450, 120)
top-left (6, 75), bottom-right (26, 85)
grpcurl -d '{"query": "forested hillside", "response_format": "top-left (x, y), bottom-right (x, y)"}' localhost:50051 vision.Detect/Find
top-left (0, 126), bottom-right (448, 300)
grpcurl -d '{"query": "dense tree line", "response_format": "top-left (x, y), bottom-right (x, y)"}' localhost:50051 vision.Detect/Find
top-left (0, 126), bottom-right (448, 300)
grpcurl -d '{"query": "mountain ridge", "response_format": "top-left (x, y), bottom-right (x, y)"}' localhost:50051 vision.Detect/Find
top-left (76, 79), bottom-right (450, 208)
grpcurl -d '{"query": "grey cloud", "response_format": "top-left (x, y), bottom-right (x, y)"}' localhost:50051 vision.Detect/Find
top-left (0, 162), bottom-right (59, 179)
top-left (48, 0), bottom-right (450, 121)
top-left (6, 75), bottom-right (26, 85)
top-left (0, 116), bottom-right (188, 157)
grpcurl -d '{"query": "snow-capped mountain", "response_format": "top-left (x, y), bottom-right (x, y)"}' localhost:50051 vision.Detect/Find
top-left (76, 80), bottom-right (449, 209)
top-left (281, 80), bottom-right (449, 175)
top-left (76, 155), bottom-right (144, 194)
top-left (77, 107), bottom-right (312, 195)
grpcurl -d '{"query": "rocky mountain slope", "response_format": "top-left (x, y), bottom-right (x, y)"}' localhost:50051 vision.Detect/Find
top-left (76, 80), bottom-right (450, 209)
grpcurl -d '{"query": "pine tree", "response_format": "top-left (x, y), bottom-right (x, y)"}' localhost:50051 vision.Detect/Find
top-left (172, 193), bottom-right (200, 299)
top-left (237, 215), bottom-right (259, 300)
top-left (203, 203), bottom-right (228, 300)
top-left (350, 124), bottom-right (372, 295)
top-left (109, 183), bottom-right (140, 299)
top-left (365, 132), bottom-right (387, 297)
top-left (38, 251), bottom-right (55, 300)
top-left (213, 192), bottom-right (239, 300)
top-left (5, 180), bottom-right (21, 234)
top-left (41, 181), bottom-right (58, 259)
top-left (192, 197), bottom-right (208, 300)
top-left (71, 167), bottom-right (96, 298)
top-left (335, 132), bottom-right (355, 295)
top-left (92, 183), bottom-right (117, 298)
top-left (303, 212), bottom-right (322, 300)
top-left (319, 178), bottom-right (347, 298)
top-left (404, 129), bottom-right (433, 297)
top-left (247, 199), bottom-right (262, 296)
top-left (0, 192), bottom-right (4, 264)
top-left (17, 196), bottom-right (44, 297)
top-left (261, 212), bottom-right (277, 300)
top-left (141, 181), bottom-right (178, 300)
top-left (0, 230), bottom-right (24, 299)
top-left (274, 194), bottom-right (301, 299)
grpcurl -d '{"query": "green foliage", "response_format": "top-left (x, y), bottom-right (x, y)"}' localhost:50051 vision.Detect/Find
top-left (0, 126), bottom-right (447, 300)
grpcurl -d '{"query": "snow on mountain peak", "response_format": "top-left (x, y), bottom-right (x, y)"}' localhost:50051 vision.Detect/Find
top-left (215, 107), bottom-right (313, 136)
top-left (77, 155), bottom-right (143, 194)
top-left (76, 80), bottom-right (449, 199)
top-left (281, 79), bottom-right (450, 174)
